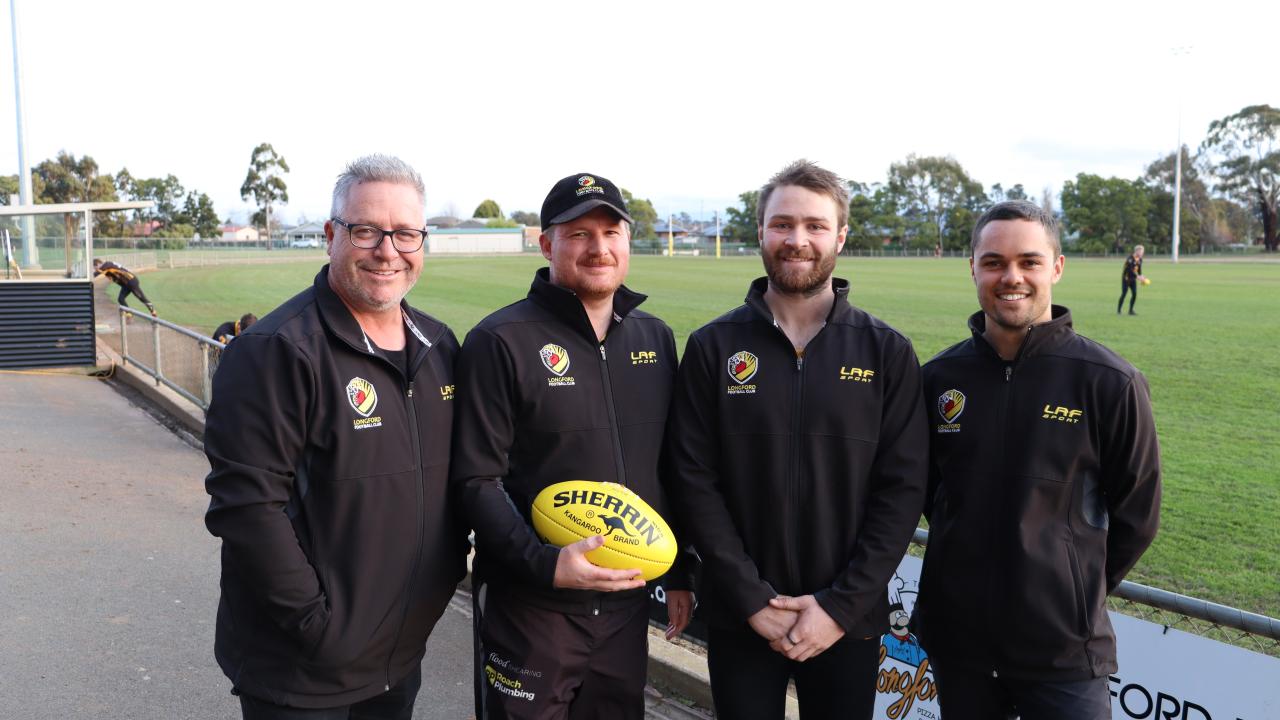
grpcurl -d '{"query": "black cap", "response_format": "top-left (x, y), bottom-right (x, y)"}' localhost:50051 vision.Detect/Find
top-left (540, 173), bottom-right (634, 231)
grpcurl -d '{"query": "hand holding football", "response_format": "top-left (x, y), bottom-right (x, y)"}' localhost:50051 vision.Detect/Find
top-left (532, 480), bottom-right (677, 581)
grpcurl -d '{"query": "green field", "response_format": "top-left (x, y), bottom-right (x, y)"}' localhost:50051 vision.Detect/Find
top-left (130, 254), bottom-right (1280, 618)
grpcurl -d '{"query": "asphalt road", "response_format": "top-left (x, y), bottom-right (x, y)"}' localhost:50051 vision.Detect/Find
top-left (0, 370), bottom-right (473, 719)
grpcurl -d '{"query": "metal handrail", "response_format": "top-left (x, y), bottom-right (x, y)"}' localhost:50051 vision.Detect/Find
top-left (910, 527), bottom-right (1280, 642)
top-left (118, 306), bottom-right (224, 409)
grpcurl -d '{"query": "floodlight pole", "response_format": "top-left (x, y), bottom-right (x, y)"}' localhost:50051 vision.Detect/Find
top-left (10, 0), bottom-right (38, 268)
top-left (1170, 45), bottom-right (1192, 264)
top-left (667, 212), bottom-right (673, 258)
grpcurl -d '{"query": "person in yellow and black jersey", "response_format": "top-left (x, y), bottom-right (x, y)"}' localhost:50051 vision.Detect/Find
top-left (667, 160), bottom-right (928, 720)
top-left (913, 201), bottom-right (1161, 720)
top-left (1117, 244), bottom-right (1145, 315)
top-left (92, 258), bottom-right (156, 316)
top-left (213, 313), bottom-right (257, 345)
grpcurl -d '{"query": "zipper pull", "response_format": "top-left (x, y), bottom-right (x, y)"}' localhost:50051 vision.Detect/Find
top-left (599, 345), bottom-right (606, 361)
top-left (408, 381), bottom-right (415, 397)
top-left (1004, 366), bottom-right (1012, 383)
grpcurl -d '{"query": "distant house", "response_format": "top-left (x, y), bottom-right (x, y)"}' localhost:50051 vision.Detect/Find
top-left (427, 215), bottom-right (461, 228)
top-left (654, 220), bottom-right (696, 245)
top-left (282, 221), bottom-right (326, 248)
top-left (221, 224), bottom-right (260, 242)
top-left (127, 220), bottom-right (163, 237)
top-left (427, 226), bottom-right (523, 254)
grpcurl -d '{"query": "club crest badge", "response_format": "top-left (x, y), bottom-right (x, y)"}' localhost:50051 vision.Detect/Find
top-left (938, 389), bottom-right (965, 423)
top-left (727, 351), bottom-right (759, 384)
top-left (347, 377), bottom-right (378, 417)
top-left (540, 343), bottom-right (570, 376)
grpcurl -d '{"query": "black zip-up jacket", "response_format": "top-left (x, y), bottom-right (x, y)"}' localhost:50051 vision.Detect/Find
top-left (1122, 255), bottom-right (1142, 282)
top-left (913, 306), bottom-right (1161, 681)
top-left (204, 267), bottom-right (467, 708)
top-left (451, 268), bottom-right (693, 614)
top-left (667, 277), bottom-right (927, 637)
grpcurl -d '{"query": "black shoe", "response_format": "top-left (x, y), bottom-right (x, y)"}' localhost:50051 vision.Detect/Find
top-left (1128, 310), bottom-right (1137, 315)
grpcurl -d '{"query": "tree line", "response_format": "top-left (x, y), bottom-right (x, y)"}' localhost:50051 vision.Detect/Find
top-left (719, 105), bottom-right (1279, 254)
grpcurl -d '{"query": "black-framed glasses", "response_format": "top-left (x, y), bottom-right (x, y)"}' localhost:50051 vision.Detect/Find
top-left (332, 218), bottom-right (428, 253)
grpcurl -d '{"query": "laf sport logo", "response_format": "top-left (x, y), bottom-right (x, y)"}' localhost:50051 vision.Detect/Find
top-left (439, 384), bottom-right (455, 401)
top-left (540, 344), bottom-right (570, 376)
top-left (630, 350), bottom-right (657, 365)
top-left (1043, 405), bottom-right (1084, 424)
top-left (347, 377), bottom-right (378, 417)
top-left (840, 366), bottom-right (876, 383)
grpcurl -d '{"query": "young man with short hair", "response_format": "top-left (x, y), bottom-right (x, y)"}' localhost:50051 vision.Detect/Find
top-left (1118, 244), bottom-right (1146, 315)
top-left (913, 200), bottom-right (1162, 720)
top-left (668, 159), bottom-right (928, 719)
top-left (93, 257), bottom-right (157, 316)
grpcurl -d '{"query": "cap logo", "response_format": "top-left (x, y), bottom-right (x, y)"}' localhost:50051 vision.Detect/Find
top-left (938, 389), bottom-right (965, 422)
top-left (727, 351), bottom-right (758, 384)
top-left (575, 175), bottom-right (604, 197)
top-left (540, 343), bottom-right (570, 376)
top-left (347, 377), bottom-right (378, 417)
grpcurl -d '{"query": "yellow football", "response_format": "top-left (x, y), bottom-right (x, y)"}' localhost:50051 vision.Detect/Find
top-left (1141, 277), bottom-right (1151, 286)
top-left (531, 480), bottom-right (677, 581)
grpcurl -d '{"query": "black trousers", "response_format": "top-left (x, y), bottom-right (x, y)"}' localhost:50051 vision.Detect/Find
top-left (1117, 279), bottom-right (1137, 312)
top-left (930, 658), bottom-right (1110, 720)
top-left (472, 584), bottom-right (648, 720)
top-left (117, 279), bottom-right (154, 310)
top-left (237, 663), bottom-right (421, 720)
top-left (706, 625), bottom-right (879, 720)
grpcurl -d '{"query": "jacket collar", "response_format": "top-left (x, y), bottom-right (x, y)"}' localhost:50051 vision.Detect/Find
top-left (744, 276), bottom-right (853, 324)
top-left (313, 265), bottom-right (435, 359)
top-left (968, 305), bottom-right (1074, 361)
top-left (526, 267), bottom-right (648, 344)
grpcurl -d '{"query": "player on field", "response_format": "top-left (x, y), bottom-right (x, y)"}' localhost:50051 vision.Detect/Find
top-left (913, 200), bottom-right (1162, 720)
top-left (451, 172), bottom-right (694, 720)
top-left (667, 159), bottom-right (928, 719)
top-left (93, 258), bottom-right (156, 316)
top-left (212, 313), bottom-right (257, 345)
top-left (1118, 244), bottom-right (1146, 315)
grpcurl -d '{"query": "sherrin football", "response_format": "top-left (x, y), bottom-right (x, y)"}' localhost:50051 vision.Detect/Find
top-left (531, 480), bottom-right (677, 581)
top-left (1141, 277), bottom-right (1151, 286)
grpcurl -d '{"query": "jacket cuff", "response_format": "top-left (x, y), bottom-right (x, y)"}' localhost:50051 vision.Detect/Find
top-left (732, 581), bottom-right (778, 624)
top-left (813, 588), bottom-right (858, 633)
top-left (534, 543), bottom-right (562, 589)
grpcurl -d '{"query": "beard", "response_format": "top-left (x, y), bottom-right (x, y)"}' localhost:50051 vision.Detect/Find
top-left (762, 246), bottom-right (838, 296)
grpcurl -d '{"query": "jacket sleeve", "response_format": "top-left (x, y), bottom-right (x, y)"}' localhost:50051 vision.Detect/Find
top-left (203, 333), bottom-right (328, 652)
top-left (667, 333), bottom-right (776, 622)
top-left (815, 339), bottom-right (929, 632)
top-left (1101, 372), bottom-right (1161, 592)
top-left (450, 326), bottom-right (561, 587)
top-left (657, 326), bottom-right (698, 593)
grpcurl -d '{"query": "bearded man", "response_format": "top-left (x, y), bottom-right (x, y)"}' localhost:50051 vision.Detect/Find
top-left (666, 159), bottom-right (928, 719)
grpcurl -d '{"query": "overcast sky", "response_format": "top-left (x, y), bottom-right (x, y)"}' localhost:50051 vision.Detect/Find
top-left (1, 0), bottom-right (1276, 225)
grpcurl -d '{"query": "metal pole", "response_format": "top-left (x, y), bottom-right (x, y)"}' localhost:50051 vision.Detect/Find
top-left (715, 211), bottom-right (721, 259)
top-left (201, 343), bottom-right (211, 407)
top-left (10, 0), bottom-right (38, 269)
top-left (120, 307), bottom-right (129, 363)
top-left (1170, 46), bottom-right (1192, 264)
top-left (667, 213), bottom-right (673, 258)
top-left (152, 318), bottom-right (162, 387)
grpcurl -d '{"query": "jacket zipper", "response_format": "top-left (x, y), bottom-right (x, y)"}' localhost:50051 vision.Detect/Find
top-left (380, 329), bottom-right (441, 691)
top-left (787, 352), bottom-right (805, 590)
top-left (598, 344), bottom-right (628, 487)
top-left (988, 326), bottom-right (1030, 677)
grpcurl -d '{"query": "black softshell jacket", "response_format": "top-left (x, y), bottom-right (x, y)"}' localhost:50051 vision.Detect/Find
top-left (913, 307), bottom-right (1161, 681)
top-left (451, 268), bottom-right (693, 614)
top-left (667, 277), bottom-right (928, 637)
top-left (204, 267), bottom-right (468, 708)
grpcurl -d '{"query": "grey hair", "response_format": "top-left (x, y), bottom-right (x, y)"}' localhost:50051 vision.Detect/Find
top-left (330, 154), bottom-right (426, 219)
top-left (971, 200), bottom-right (1061, 256)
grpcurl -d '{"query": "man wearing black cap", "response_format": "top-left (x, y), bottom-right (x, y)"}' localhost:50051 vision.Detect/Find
top-left (451, 174), bottom-right (694, 719)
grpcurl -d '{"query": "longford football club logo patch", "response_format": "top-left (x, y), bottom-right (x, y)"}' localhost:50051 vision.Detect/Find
top-left (540, 343), bottom-right (575, 387)
top-left (347, 377), bottom-right (378, 417)
top-left (726, 350), bottom-right (759, 395)
top-left (728, 351), bottom-right (758, 384)
top-left (575, 175), bottom-right (603, 197)
top-left (540, 343), bottom-right (570, 376)
top-left (936, 389), bottom-right (964, 434)
top-left (347, 377), bottom-right (383, 430)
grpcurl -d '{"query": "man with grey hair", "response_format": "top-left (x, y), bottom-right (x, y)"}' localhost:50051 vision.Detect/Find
top-left (205, 154), bottom-right (467, 718)
top-left (913, 200), bottom-right (1161, 719)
